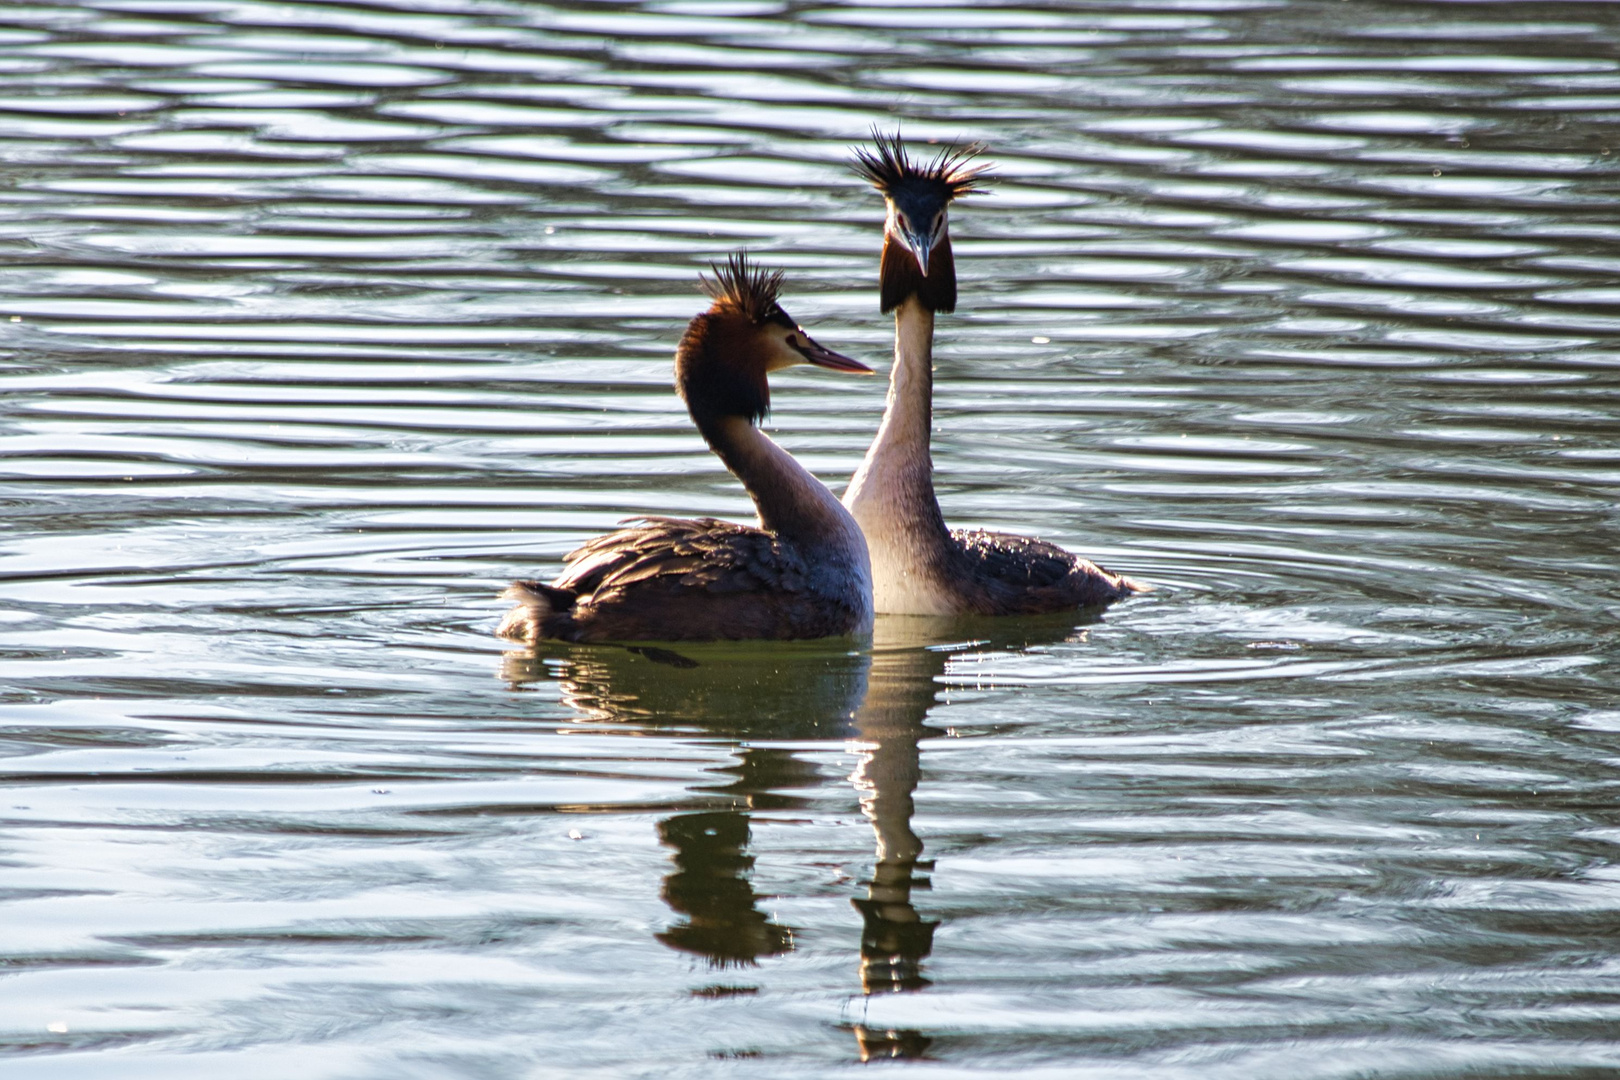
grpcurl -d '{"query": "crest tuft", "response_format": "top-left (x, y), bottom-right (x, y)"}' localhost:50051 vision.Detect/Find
top-left (851, 129), bottom-right (992, 201)
top-left (699, 252), bottom-right (786, 324)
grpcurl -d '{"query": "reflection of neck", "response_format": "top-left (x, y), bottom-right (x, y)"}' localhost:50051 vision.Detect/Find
top-left (702, 414), bottom-right (863, 555)
top-left (852, 675), bottom-right (926, 870)
top-left (843, 298), bottom-right (951, 540)
top-left (850, 640), bottom-right (941, 995)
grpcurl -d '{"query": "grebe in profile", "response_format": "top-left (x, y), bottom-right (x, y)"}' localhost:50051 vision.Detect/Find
top-left (842, 133), bottom-right (1138, 616)
top-left (499, 254), bottom-right (876, 644)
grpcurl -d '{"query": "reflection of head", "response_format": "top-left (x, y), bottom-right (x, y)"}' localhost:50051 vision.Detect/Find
top-left (854, 893), bottom-right (937, 994)
top-left (654, 741), bottom-right (827, 967)
top-left (657, 811), bottom-right (791, 966)
top-left (854, 1025), bottom-right (934, 1063)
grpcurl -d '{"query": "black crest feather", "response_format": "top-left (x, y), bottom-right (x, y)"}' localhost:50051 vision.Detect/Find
top-left (851, 129), bottom-right (992, 200)
top-left (700, 251), bottom-right (785, 324)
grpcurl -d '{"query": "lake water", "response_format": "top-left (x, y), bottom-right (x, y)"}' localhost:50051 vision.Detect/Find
top-left (3, 0), bottom-right (1619, 1076)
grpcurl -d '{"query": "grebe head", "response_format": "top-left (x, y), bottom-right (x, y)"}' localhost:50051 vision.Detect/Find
top-left (676, 252), bottom-right (871, 431)
top-left (852, 131), bottom-right (991, 314)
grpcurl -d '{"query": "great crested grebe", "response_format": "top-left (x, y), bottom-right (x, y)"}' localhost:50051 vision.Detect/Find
top-left (499, 254), bottom-right (876, 644)
top-left (842, 133), bottom-right (1138, 616)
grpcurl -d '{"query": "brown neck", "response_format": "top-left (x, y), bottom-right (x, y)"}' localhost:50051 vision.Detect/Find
top-left (879, 232), bottom-right (957, 315)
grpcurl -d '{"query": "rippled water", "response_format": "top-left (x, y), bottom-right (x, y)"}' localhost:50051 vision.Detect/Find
top-left (3, 0), bottom-right (1619, 1075)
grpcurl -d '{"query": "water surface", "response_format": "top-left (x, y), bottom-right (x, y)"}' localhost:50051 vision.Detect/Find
top-left (3, 0), bottom-right (1619, 1076)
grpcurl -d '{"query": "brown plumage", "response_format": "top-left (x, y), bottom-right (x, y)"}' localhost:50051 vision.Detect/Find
top-left (947, 530), bottom-right (1133, 614)
top-left (853, 130), bottom-right (990, 315)
top-left (880, 230), bottom-right (956, 315)
top-left (499, 517), bottom-right (868, 643)
top-left (500, 254), bottom-right (876, 645)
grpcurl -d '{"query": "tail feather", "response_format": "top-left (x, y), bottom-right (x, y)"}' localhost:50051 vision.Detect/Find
top-left (498, 581), bottom-right (577, 642)
top-left (1086, 565), bottom-right (1145, 608)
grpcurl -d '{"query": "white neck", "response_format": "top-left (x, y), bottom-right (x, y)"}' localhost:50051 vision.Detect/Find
top-left (843, 299), bottom-right (958, 614)
top-left (844, 299), bottom-right (938, 514)
top-left (712, 416), bottom-right (871, 564)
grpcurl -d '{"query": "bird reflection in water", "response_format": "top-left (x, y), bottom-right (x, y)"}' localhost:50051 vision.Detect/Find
top-left (847, 620), bottom-right (945, 1061)
top-left (500, 614), bottom-right (1090, 1061)
top-left (657, 739), bottom-right (829, 966)
top-left (501, 639), bottom-right (866, 975)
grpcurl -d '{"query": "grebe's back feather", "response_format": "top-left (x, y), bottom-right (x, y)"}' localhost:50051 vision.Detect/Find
top-left (950, 529), bottom-right (1135, 614)
top-left (500, 516), bottom-right (867, 643)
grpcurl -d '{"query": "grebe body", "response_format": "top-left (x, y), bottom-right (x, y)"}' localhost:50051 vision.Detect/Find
top-left (500, 255), bottom-right (875, 643)
top-left (843, 134), bottom-right (1137, 616)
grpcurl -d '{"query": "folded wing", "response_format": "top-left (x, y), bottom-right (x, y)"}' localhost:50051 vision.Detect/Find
top-left (952, 529), bottom-right (1136, 615)
top-left (501, 517), bottom-right (861, 643)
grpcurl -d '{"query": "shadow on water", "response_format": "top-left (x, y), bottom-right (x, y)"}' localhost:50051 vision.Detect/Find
top-left (500, 612), bottom-right (1100, 1063)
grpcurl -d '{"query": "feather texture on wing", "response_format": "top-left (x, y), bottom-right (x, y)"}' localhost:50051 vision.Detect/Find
top-left (950, 529), bottom-right (1137, 615)
top-left (500, 517), bottom-right (866, 643)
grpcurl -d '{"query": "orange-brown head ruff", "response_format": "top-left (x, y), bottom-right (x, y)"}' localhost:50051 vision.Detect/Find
top-left (675, 252), bottom-right (870, 435)
top-left (852, 131), bottom-right (992, 314)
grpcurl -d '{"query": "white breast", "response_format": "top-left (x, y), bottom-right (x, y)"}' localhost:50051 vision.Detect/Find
top-left (853, 511), bottom-right (961, 616)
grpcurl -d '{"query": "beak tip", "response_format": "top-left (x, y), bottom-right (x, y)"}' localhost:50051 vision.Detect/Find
top-left (902, 232), bottom-right (934, 277)
top-left (794, 336), bottom-right (873, 375)
top-left (830, 356), bottom-right (875, 375)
